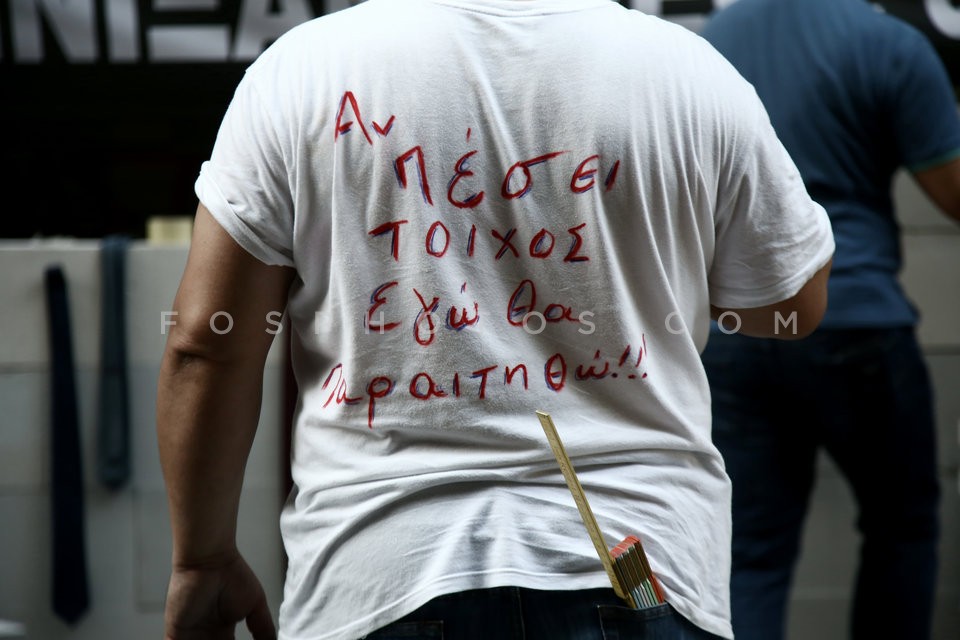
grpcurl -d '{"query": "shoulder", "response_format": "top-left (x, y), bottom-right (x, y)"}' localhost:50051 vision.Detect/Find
top-left (855, 3), bottom-right (936, 59)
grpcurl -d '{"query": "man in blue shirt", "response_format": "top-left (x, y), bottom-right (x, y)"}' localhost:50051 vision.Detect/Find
top-left (700, 1), bottom-right (960, 639)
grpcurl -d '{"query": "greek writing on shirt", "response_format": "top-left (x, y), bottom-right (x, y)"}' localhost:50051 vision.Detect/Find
top-left (326, 90), bottom-right (650, 428)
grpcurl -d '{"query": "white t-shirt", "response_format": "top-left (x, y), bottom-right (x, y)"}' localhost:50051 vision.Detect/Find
top-left (195, 1), bottom-right (834, 638)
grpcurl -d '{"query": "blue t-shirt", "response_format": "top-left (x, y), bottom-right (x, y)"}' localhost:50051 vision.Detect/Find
top-left (702, 0), bottom-right (960, 328)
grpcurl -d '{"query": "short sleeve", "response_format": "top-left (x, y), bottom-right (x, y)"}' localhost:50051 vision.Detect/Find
top-left (710, 102), bottom-right (835, 309)
top-left (195, 68), bottom-right (295, 267)
top-left (887, 27), bottom-right (960, 172)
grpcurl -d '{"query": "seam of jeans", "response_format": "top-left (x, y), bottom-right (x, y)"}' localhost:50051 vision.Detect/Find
top-left (512, 586), bottom-right (526, 640)
top-left (597, 604), bottom-right (614, 640)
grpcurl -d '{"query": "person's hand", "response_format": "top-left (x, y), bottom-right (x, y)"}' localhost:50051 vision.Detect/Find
top-left (164, 550), bottom-right (277, 640)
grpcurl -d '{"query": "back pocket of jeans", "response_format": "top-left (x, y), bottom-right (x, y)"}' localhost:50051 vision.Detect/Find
top-left (363, 620), bottom-right (443, 640)
top-left (597, 603), bottom-right (673, 640)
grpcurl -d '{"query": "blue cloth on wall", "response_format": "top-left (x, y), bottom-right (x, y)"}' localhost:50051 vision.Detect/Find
top-left (44, 264), bottom-right (91, 625)
top-left (97, 235), bottom-right (131, 490)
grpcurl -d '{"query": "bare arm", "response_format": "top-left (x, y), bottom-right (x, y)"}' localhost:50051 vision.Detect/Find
top-left (711, 258), bottom-right (832, 340)
top-left (158, 203), bottom-right (294, 640)
top-left (911, 156), bottom-right (960, 223)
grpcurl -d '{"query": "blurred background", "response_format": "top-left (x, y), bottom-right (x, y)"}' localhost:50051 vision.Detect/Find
top-left (0, 1), bottom-right (957, 638)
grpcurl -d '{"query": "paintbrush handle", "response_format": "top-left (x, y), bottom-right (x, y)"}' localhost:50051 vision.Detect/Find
top-left (536, 410), bottom-right (630, 603)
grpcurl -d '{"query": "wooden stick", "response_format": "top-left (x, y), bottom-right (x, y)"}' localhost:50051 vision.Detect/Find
top-left (536, 410), bottom-right (630, 603)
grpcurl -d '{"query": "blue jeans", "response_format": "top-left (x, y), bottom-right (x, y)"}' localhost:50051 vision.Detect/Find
top-left (701, 327), bottom-right (940, 640)
top-left (363, 587), bottom-right (725, 640)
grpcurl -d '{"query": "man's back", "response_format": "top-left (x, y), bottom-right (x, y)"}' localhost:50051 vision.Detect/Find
top-left (162, 2), bottom-right (833, 639)
top-left (702, 0), bottom-right (960, 327)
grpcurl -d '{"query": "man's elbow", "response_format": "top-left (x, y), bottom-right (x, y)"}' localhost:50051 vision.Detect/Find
top-left (715, 303), bottom-right (824, 340)
top-left (777, 303), bottom-right (826, 340)
top-left (766, 259), bottom-right (831, 340)
top-left (714, 259), bottom-right (831, 340)
top-left (161, 309), bottom-right (247, 370)
top-left (911, 157), bottom-right (960, 224)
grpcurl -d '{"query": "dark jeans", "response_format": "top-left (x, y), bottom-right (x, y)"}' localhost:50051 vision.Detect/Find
top-left (363, 587), bottom-right (725, 640)
top-left (701, 327), bottom-right (940, 640)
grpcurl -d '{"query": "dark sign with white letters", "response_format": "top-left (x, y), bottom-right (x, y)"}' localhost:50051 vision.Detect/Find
top-left (1, 0), bottom-right (957, 238)
top-left (0, 0), bottom-right (345, 238)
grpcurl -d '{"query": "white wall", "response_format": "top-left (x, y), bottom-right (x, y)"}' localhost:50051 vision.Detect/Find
top-left (0, 242), bottom-right (286, 639)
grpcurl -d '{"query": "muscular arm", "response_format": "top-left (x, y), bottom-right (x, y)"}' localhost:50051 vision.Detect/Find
top-left (157, 203), bottom-right (294, 639)
top-left (711, 258), bottom-right (832, 340)
top-left (912, 156), bottom-right (960, 223)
